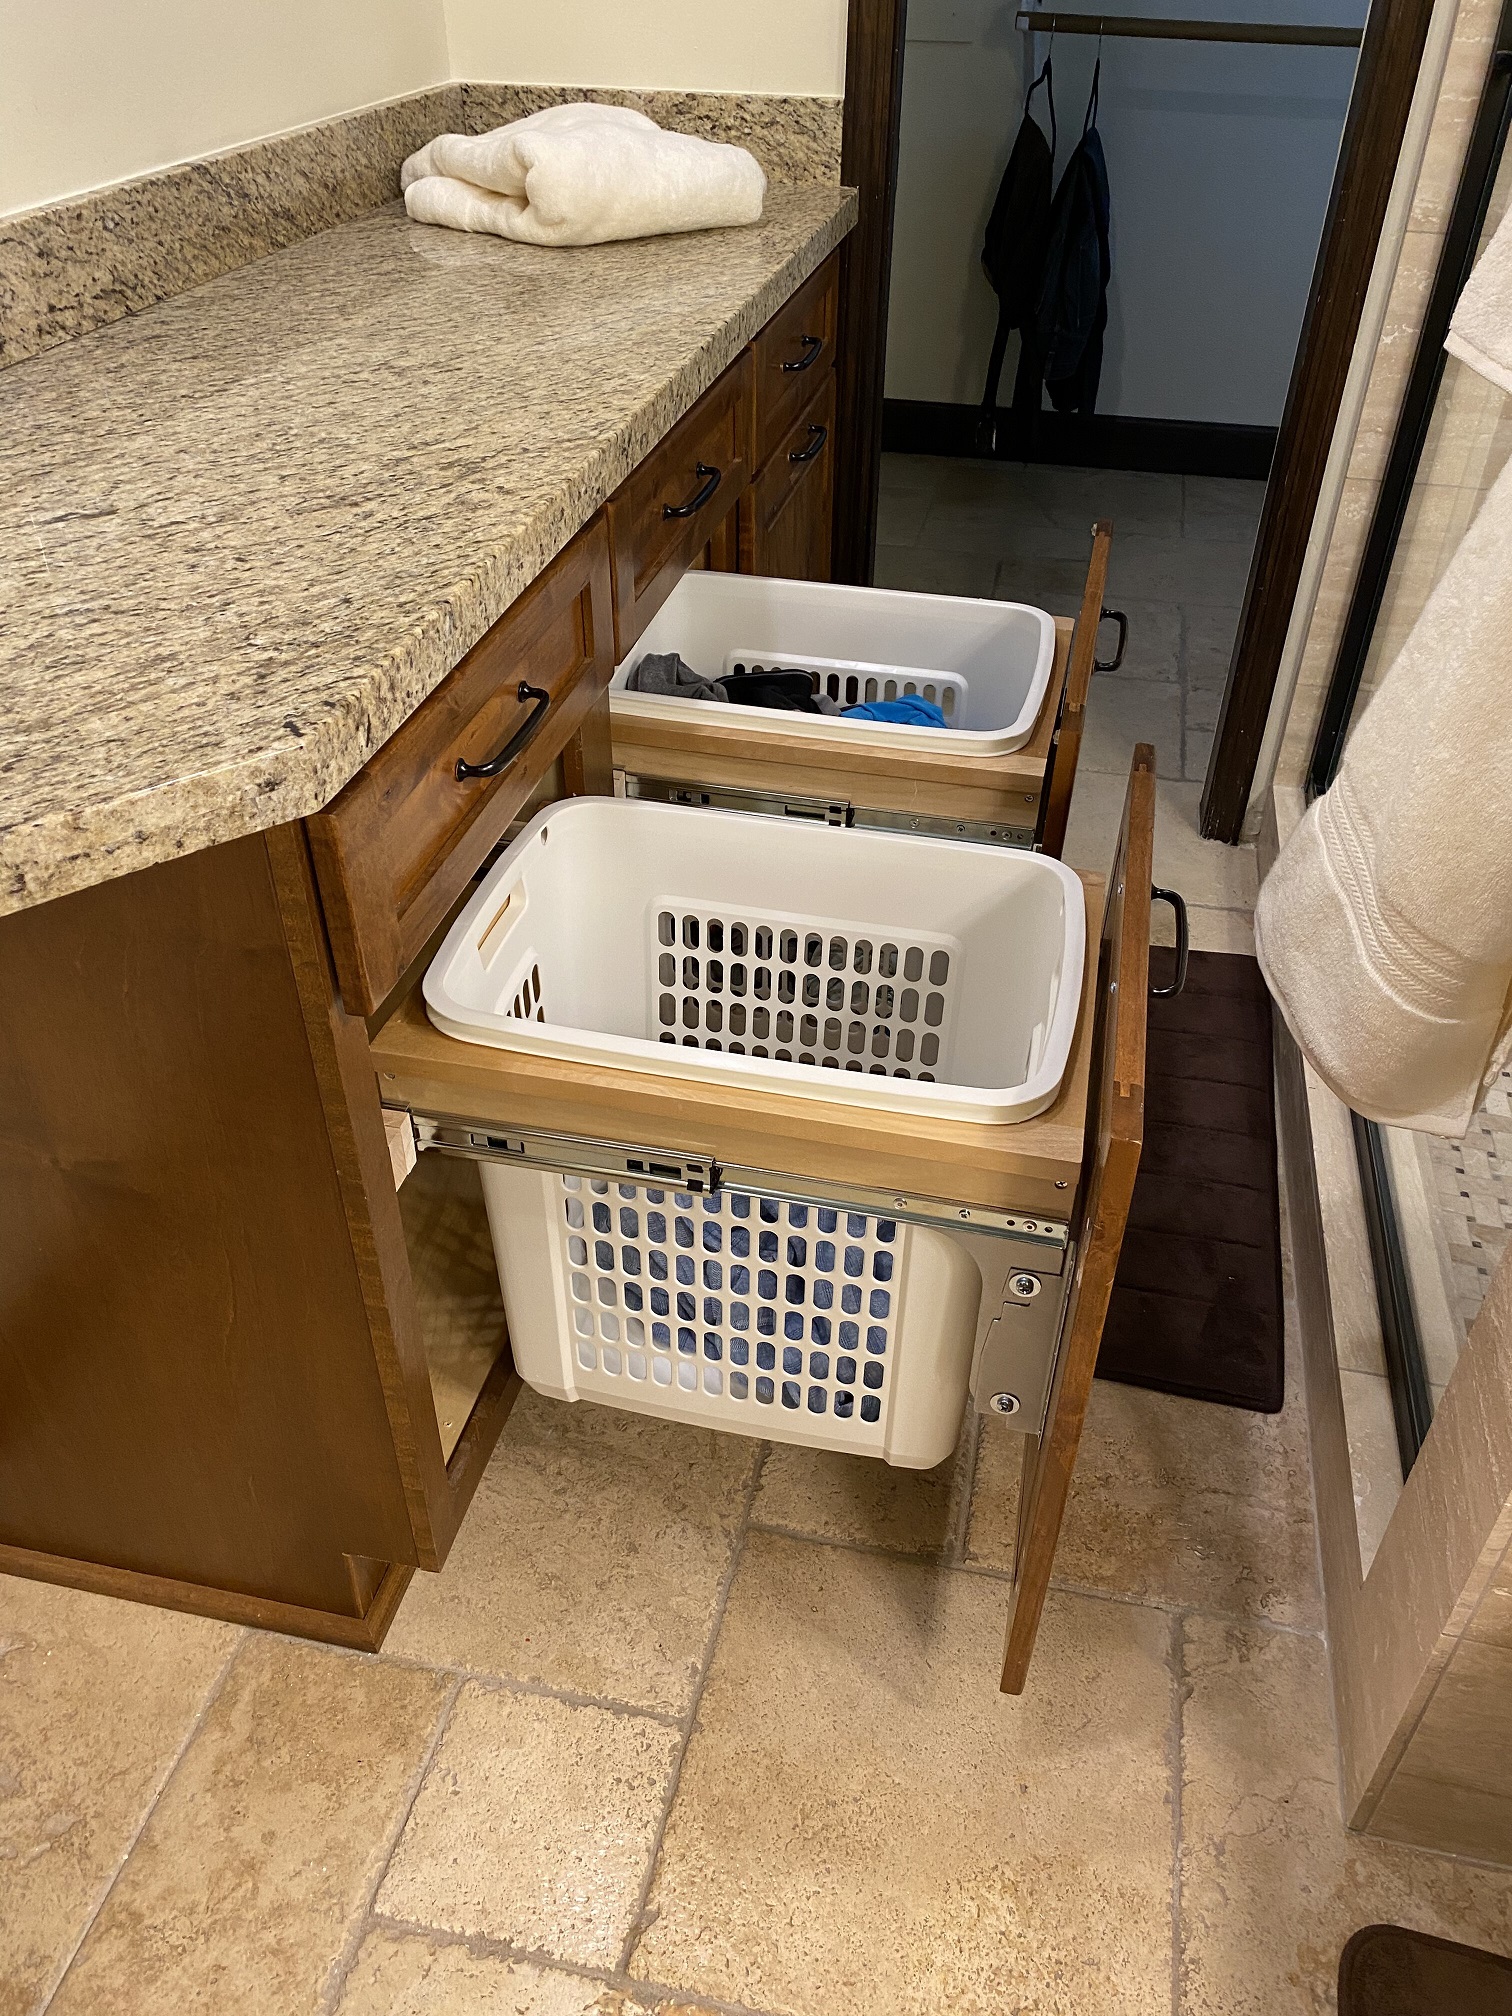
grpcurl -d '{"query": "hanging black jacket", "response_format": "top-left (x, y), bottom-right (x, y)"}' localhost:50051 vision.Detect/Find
top-left (978, 60), bottom-right (1056, 440)
top-left (1035, 64), bottom-right (1111, 416)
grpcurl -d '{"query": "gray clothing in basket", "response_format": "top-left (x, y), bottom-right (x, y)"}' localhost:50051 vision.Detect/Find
top-left (627, 652), bottom-right (728, 702)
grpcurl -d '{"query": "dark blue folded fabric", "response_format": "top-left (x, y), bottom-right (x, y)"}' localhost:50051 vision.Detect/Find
top-left (842, 696), bottom-right (948, 727)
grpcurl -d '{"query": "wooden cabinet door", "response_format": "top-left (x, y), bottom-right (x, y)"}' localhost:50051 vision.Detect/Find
top-left (1037, 520), bottom-right (1113, 859)
top-left (741, 372), bottom-right (836, 582)
top-left (999, 745), bottom-right (1156, 1692)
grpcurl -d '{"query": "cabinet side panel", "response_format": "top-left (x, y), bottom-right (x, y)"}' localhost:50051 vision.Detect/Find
top-left (0, 835), bottom-right (419, 1613)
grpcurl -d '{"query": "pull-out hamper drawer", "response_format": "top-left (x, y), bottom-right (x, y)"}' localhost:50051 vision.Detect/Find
top-left (307, 517), bottom-right (615, 1017)
top-left (610, 522), bottom-right (1114, 853)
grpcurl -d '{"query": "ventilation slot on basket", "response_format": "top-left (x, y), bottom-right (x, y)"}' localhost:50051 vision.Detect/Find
top-left (509, 961), bottom-right (547, 1024)
top-left (651, 908), bottom-right (957, 1081)
top-left (558, 1175), bottom-right (897, 1438)
top-left (723, 650), bottom-right (965, 725)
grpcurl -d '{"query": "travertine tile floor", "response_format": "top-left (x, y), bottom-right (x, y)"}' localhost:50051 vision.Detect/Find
top-left (7, 467), bottom-right (1512, 2012)
top-left (8, 1318), bottom-right (1512, 2014)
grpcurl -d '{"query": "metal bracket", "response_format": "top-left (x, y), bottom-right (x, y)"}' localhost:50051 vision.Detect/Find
top-left (848, 805), bottom-right (1037, 848)
top-left (623, 773), bottom-right (850, 827)
top-left (405, 1111), bottom-right (720, 1193)
top-left (397, 1109), bottom-right (1068, 1259)
top-left (621, 774), bottom-right (1036, 850)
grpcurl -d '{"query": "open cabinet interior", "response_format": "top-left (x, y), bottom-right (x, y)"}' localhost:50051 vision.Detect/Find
top-left (396, 1151), bottom-right (509, 1465)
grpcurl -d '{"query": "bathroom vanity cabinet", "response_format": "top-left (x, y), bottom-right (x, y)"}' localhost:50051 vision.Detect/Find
top-left (0, 222), bottom-right (1152, 1691)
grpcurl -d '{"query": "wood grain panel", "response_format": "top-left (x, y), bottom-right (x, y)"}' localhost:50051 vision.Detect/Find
top-left (1001, 746), bottom-right (1155, 1692)
top-left (750, 254), bottom-right (840, 469)
top-left (742, 370), bottom-right (837, 582)
top-left (607, 352), bottom-right (753, 657)
top-left (307, 517), bottom-right (615, 1018)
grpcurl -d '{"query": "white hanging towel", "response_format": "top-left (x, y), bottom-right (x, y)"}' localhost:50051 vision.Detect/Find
top-left (1445, 199), bottom-right (1512, 396)
top-left (1254, 450), bottom-right (1512, 1135)
top-left (400, 103), bottom-right (766, 247)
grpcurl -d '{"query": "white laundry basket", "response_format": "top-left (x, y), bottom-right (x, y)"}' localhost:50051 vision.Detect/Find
top-left (477, 1165), bottom-right (984, 1467)
top-left (609, 570), bottom-right (1057, 758)
top-left (424, 798), bottom-right (1085, 1127)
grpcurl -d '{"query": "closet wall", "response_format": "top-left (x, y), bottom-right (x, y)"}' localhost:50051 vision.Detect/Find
top-left (885, 2), bottom-right (1359, 424)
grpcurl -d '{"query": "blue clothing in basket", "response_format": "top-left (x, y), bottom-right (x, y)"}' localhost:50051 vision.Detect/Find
top-left (842, 696), bottom-right (947, 728)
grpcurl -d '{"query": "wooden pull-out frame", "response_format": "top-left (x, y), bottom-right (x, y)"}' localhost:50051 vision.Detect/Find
top-left (1036, 519), bottom-right (1114, 861)
top-left (999, 744), bottom-right (1155, 1692)
top-left (611, 523), bottom-right (1115, 845)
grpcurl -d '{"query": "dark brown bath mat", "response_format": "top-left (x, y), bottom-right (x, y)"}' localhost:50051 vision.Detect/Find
top-left (1338, 1924), bottom-right (1512, 2013)
top-left (1096, 948), bottom-right (1284, 1412)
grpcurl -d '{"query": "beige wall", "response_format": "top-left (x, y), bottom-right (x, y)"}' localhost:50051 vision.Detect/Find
top-left (438, 0), bottom-right (847, 97)
top-left (0, 0), bottom-right (452, 215)
top-left (1, 0), bottom-right (847, 219)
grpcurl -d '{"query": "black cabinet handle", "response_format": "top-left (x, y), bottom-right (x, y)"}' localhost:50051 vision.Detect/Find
top-left (782, 334), bottom-right (824, 374)
top-left (1150, 886), bottom-right (1189, 998)
top-left (789, 423), bottom-right (829, 465)
top-left (1095, 607), bottom-right (1128, 672)
top-left (455, 682), bottom-right (551, 781)
top-left (663, 463), bottom-right (723, 519)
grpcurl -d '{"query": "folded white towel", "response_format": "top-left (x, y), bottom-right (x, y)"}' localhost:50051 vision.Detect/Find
top-left (401, 102), bottom-right (766, 248)
top-left (1254, 451), bottom-right (1512, 1135)
top-left (1445, 200), bottom-right (1512, 395)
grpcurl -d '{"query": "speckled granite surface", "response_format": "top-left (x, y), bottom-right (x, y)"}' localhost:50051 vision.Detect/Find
top-left (0, 182), bottom-right (855, 916)
top-left (0, 88), bottom-right (841, 368)
top-left (0, 87), bottom-right (461, 368)
top-left (459, 86), bottom-right (843, 184)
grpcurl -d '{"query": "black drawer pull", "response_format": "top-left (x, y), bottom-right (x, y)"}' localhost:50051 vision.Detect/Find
top-left (782, 334), bottom-right (824, 374)
top-left (455, 682), bottom-right (551, 781)
top-left (789, 423), bottom-right (829, 465)
top-left (1150, 886), bottom-right (1190, 998)
top-left (663, 463), bottom-right (723, 519)
top-left (1095, 607), bottom-right (1128, 672)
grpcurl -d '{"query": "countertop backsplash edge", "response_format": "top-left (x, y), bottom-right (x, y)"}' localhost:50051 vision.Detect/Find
top-left (0, 86), bottom-right (845, 369)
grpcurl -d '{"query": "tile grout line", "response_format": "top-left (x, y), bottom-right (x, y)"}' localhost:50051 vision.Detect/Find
top-left (948, 1406), bottom-right (983, 1567)
top-left (310, 1635), bottom-right (685, 1730)
top-left (1169, 1610), bottom-right (1187, 2016)
top-left (614, 1441), bottom-right (770, 1980)
top-left (35, 1629), bottom-right (249, 2016)
top-left (318, 1671), bottom-right (466, 2015)
top-left (368, 1912), bottom-right (794, 2016)
top-left (747, 1512), bottom-right (1327, 1639)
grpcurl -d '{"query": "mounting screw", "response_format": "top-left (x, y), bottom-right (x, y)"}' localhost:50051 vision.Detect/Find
top-left (990, 1392), bottom-right (1021, 1416)
top-left (1055, 1179), bottom-right (1069, 1189)
top-left (1009, 1273), bottom-right (1041, 1300)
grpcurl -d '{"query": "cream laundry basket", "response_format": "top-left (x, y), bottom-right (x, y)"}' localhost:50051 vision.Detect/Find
top-left (479, 1168), bottom-right (983, 1467)
top-left (424, 797), bottom-right (1085, 1466)
top-left (608, 570), bottom-right (1058, 759)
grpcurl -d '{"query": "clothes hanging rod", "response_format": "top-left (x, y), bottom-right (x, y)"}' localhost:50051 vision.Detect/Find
top-left (1014, 11), bottom-right (1362, 44)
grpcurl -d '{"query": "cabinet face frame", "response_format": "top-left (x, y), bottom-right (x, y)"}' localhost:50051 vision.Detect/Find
top-left (307, 518), bottom-right (617, 1020)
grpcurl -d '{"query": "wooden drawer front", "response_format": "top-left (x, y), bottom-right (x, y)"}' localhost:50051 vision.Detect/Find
top-left (751, 254), bottom-right (840, 470)
top-left (742, 371), bottom-right (835, 582)
top-left (308, 517), bottom-right (614, 1017)
top-left (607, 353), bottom-right (752, 658)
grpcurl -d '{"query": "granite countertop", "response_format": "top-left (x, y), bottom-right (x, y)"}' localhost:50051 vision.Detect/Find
top-left (0, 182), bottom-right (856, 916)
